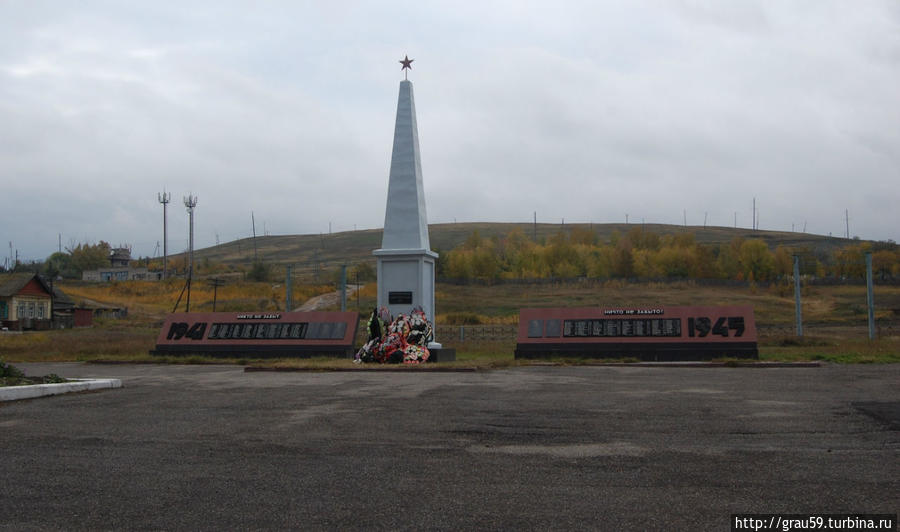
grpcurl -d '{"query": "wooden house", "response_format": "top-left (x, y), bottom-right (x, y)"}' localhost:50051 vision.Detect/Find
top-left (0, 273), bottom-right (54, 330)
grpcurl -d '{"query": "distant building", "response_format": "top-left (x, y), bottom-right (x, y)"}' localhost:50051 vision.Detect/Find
top-left (82, 247), bottom-right (162, 282)
top-left (50, 286), bottom-right (93, 328)
top-left (0, 273), bottom-right (53, 330)
top-left (110, 247), bottom-right (132, 268)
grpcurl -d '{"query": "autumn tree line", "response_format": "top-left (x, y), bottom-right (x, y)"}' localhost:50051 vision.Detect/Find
top-left (4, 229), bottom-right (898, 284)
top-left (437, 227), bottom-right (900, 283)
top-left (5, 240), bottom-right (378, 284)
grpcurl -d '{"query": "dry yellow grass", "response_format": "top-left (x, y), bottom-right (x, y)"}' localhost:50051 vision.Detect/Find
top-left (3, 280), bottom-right (896, 366)
top-left (60, 279), bottom-right (334, 320)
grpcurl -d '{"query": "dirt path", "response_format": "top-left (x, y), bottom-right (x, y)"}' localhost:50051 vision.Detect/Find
top-left (295, 284), bottom-right (362, 311)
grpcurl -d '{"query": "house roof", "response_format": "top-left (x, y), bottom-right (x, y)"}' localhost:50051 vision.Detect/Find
top-left (52, 286), bottom-right (75, 309)
top-left (0, 273), bottom-right (53, 298)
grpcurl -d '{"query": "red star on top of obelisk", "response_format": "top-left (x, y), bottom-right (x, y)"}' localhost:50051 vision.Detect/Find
top-left (399, 55), bottom-right (413, 80)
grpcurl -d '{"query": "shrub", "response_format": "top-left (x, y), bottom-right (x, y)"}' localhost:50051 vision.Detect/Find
top-left (442, 312), bottom-right (484, 325)
top-left (0, 359), bottom-right (25, 379)
top-left (246, 261), bottom-right (271, 282)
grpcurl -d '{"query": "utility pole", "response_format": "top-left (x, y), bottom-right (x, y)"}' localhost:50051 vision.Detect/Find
top-left (251, 211), bottom-right (258, 261)
top-left (683, 209), bottom-right (687, 227)
top-left (158, 190), bottom-right (171, 279)
top-left (533, 211), bottom-right (537, 241)
top-left (793, 255), bottom-right (803, 337)
top-left (286, 265), bottom-right (293, 311)
top-left (845, 209), bottom-right (850, 239)
top-left (184, 194), bottom-right (198, 312)
top-left (752, 198), bottom-right (756, 230)
top-left (340, 264), bottom-right (347, 312)
top-left (866, 252), bottom-right (875, 340)
top-left (207, 277), bottom-right (225, 312)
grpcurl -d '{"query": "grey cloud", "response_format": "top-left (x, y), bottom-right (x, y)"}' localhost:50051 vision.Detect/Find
top-left (2, 1), bottom-right (898, 261)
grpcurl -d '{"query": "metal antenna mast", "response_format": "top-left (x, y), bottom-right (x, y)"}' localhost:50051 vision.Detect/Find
top-left (158, 191), bottom-right (171, 279)
top-left (184, 194), bottom-right (198, 312)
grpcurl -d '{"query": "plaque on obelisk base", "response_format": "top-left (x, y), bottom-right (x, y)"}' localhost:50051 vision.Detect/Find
top-left (374, 58), bottom-right (449, 358)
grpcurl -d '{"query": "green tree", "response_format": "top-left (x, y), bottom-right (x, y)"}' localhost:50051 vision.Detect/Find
top-left (831, 244), bottom-right (868, 278)
top-left (446, 249), bottom-right (473, 279)
top-left (585, 247), bottom-right (614, 278)
top-left (654, 246), bottom-right (692, 278)
top-left (569, 226), bottom-right (598, 246)
top-left (627, 227), bottom-right (661, 251)
top-left (43, 252), bottom-right (76, 279)
top-left (872, 249), bottom-right (898, 279)
top-left (544, 232), bottom-right (582, 277)
top-left (715, 238), bottom-right (743, 279)
top-left (612, 238), bottom-right (635, 278)
top-left (773, 246), bottom-right (793, 279)
top-left (631, 248), bottom-right (659, 278)
top-left (738, 239), bottom-right (775, 281)
top-left (67, 241), bottom-right (111, 274)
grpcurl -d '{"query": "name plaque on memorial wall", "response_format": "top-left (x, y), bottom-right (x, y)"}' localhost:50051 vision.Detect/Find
top-left (515, 306), bottom-right (758, 361)
top-left (151, 311), bottom-right (359, 358)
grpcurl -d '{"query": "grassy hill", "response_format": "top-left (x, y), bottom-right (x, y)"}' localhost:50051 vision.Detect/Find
top-left (185, 222), bottom-right (854, 279)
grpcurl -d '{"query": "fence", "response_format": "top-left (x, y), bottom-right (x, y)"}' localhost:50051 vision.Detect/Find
top-left (435, 324), bottom-right (518, 342)
top-left (437, 276), bottom-right (900, 288)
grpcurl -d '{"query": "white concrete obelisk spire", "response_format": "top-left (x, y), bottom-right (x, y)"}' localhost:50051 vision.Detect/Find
top-left (381, 79), bottom-right (430, 251)
top-left (374, 57), bottom-right (439, 343)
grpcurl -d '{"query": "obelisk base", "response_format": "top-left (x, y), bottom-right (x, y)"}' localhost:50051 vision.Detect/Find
top-left (374, 248), bottom-right (438, 327)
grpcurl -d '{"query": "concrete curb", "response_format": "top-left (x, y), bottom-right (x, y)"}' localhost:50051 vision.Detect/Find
top-left (0, 379), bottom-right (123, 402)
top-left (245, 366), bottom-right (479, 373)
top-left (578, 361), bottom-right (823, 368)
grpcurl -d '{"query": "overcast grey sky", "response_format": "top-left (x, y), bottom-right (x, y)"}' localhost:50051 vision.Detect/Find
top-left (2, 1), bottom-right (898, 263)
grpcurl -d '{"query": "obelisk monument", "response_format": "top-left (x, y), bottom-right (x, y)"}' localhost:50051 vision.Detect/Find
top-left (373, 56), bottom-right (440, 346)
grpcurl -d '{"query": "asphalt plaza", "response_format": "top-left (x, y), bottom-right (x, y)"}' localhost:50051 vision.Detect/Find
top-left (1, 363), bottom-right (898, 531)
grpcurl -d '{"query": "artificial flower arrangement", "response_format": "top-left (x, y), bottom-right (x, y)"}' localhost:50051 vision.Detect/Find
top-left (354, 306), bottom-right (433, 364)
